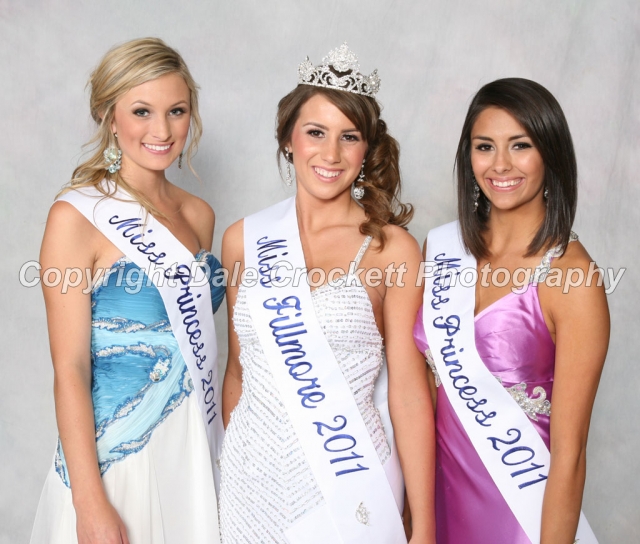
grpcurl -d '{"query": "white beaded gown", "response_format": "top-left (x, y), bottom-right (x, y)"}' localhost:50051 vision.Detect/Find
top-left (219, 236), bottom-right (392, 543)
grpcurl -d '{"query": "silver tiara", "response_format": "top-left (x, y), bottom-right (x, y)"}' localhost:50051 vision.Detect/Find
top-left (298, 43), bottom-right (380, 98)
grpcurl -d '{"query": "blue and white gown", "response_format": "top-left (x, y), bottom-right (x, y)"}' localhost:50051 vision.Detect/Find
top-left (31, 250), bottom-right (224, 544)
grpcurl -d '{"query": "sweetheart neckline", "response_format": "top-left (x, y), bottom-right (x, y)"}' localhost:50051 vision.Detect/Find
top-left (92, 249), bottom-right (212, 292)
top-left (104, 248), bottom-right (209, 270)
top-left (474, 288), bottom-right (523, 320)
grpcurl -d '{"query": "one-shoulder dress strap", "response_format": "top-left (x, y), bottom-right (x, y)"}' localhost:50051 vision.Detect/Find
top-left (533, 231), bottom-right (579, 283)
top-left (352, 235), bottom-right (373, 269)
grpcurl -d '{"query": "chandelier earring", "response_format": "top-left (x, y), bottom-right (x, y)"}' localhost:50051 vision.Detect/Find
top-left (284, 147), bottom-right (293, 187)
top-left (178, 152), bottom-right (183, 169)
top-left (104, 133), bottom-right (122, 174)
top-left (543, 186), bottom-right (549, 200)
top-left (472, 176), bottom-right (480, 212)
top-left (353, 160), bottom-right (365, 200)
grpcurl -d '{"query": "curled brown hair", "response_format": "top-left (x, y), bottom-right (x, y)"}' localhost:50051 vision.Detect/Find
top-left (276, 85), bottom-right (413, 249)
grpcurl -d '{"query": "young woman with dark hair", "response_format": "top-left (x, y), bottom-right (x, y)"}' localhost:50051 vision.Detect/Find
top-left (219, 44), bottom-right (435, 543)
top-left (414, 78), bottom-right (609, 543)
top-left (456, 78), bottom-right (578, 259)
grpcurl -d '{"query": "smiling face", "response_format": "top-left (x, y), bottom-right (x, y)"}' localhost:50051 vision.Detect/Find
top-left (471, 106), bottom-right (545, 213)
top-left (287, 93), bottom-right (368, 201)
top-left (111, 73), bottom-right (191, 178)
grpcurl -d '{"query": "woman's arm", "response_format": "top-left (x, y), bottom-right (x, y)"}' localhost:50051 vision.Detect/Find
top-left (221, 220), bottom-right (244, 429)
top-left (422, 239), bottom-right (438, 412)
top-left (384, 228), bottom-right (436, 543)
top-left (41, 202), bottom-right (129, 544)
top-left (539, 243), bottom-right (610, 544)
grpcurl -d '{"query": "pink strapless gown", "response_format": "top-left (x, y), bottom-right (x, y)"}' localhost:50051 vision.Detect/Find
top-left (414, 283), bottom-right (555, 544)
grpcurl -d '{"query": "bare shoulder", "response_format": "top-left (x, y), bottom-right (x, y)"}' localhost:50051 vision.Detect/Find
top-left (179, 190), bottom-right (215, 225)
top-left (47, 199), bottom-right (90, 228)
top-left (550, 239), bottom-right (594, 274)
top-left (41, 200), bottom-right (97, 266)
top-left (223, 218), bottom-right (244, 245)
top-left (540, 239), bottom-right (608, 318)
top-left (174, 188), bottom-right (215, 249)
top-left (379, 225), bottom-right (422, 262)
top-left (222, 218), bottom-right (245, 266)
top-left (45, 200), bottom-right (96, 246)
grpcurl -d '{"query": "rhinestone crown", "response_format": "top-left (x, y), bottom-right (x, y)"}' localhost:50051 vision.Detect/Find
top-left (298, 43), bottom-right (380, 97)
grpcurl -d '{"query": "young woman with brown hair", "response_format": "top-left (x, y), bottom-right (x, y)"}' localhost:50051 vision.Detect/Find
top-left (219, 44), bottom-right (435, 543)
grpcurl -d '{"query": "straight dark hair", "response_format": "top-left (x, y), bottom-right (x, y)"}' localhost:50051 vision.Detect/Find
top-left (455, 78), bottom-right (577, 259)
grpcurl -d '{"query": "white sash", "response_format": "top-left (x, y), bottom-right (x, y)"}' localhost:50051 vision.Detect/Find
top-left (423, 221), bottom-right (596, 544)
top-left (58, 185), bottom-right (224, 491)
top-left (243, 197), bottom-right (406, 544)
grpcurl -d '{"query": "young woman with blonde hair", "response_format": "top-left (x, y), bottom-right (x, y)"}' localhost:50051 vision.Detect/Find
top-left (31, 38), bottom-right (224, 544)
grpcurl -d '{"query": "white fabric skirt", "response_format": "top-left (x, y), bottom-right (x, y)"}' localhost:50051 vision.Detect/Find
top-left (30, 394), bottom-right (221, 544)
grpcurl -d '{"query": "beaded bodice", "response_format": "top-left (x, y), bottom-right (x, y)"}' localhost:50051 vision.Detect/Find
top-left (220, 236), bottom-right (391, 539)
top-left (231, 235), bottom-right (390, 463)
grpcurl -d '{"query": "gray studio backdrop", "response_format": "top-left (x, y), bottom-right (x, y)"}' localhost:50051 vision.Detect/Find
top-left (1, 1), bottom-right (638, 542)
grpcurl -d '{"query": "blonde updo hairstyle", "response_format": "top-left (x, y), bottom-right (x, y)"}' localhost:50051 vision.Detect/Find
top-left (60, 37), bottom-right (202, 216)
top-left (276, 85), bottom-right (413, 250)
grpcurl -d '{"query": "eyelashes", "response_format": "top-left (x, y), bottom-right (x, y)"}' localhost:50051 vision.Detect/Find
top-left (306, 129), bottom-right (361, 142)
top-left (131, 108), bottom-right (188, 117)
top-left (475, 143), bottom-right (492, 151)
top-left (474, 142), bottom-right (533, 151)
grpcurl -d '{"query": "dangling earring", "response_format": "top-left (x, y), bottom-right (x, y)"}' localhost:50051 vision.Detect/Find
top-left (472, 177), bottom-right (480, 212)
top-left (178, 152), bottom-right (183, 169)
top-left (284, 147), bottom-right (293, 187)
top-left (104, 134), bottom-right (122, 174)
top-left (543, 187), bottom-right (549, 200)
top-left (353, 160), bottom-right (365, 200)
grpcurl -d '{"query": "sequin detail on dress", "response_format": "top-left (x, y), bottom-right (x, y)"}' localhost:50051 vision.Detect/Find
top-left (426, 349), bottom-right (441, 387)
top-left (220, 236), bottom-right (391, 543)
top-left (355, 502), bottom-right (371, 526)
top-left (426, 352), bottom-right (552, 422)
top-left (533, 231), bottom-right (578, 283)
top-left (504, 383), bottom-right (551, 421)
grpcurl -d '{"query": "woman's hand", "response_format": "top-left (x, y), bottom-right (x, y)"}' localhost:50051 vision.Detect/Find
top-left (75, 496), bottom-right (130, 544)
